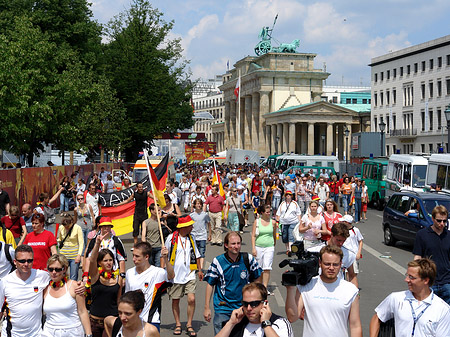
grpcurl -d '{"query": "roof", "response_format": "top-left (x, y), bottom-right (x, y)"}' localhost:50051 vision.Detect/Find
top-left (336, 104), bottom-right (371, 113)
top-left (268, 101), bottom-right (361, 115)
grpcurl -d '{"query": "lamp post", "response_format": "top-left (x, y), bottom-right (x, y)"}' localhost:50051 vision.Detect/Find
top-left (344, 127), bottom-right (350, 174)
top-left (444, 104), bottom-right (450, 153)
top-left (275, 136), bottom-right (280, 155)
top-left (379, 120), bottom-right (386, 157)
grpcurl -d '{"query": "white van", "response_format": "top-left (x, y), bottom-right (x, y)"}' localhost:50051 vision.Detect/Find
top-left (385, 154), bottom-right (429, 199)
top-left (274, 154), bottom-right (340, 174)
top-left (426, 153), bottom-right (450, 192)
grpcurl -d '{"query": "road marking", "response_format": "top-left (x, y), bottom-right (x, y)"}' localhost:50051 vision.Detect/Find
top-left (374, 214), bottom-right (383, 219)
top-left (363, 244), bottom-right (406, 275)
top-left (271, 281), bottom-right (285, 307)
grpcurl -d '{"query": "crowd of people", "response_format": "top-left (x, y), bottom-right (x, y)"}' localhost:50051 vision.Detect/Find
top-left (0, 161), bottom-right (449, 337)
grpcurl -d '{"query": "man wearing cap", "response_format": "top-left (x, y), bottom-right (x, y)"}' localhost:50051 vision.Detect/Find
top-left (83, 216), bottom-right (127, 281)
top-left (204, 186), bottom-right (225, 245)
top-left (276, 190), bottom-right (302, 256)
top-left (339, 214), bottom-right (363, 288)
top-left (164, 215), bottom-right (202, 336)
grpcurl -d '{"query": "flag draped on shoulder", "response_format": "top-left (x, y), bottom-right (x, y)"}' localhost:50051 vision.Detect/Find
top-left (212, 162), bottom-right (225, 198)
top-left (147, 152), bottom-right (169, 208)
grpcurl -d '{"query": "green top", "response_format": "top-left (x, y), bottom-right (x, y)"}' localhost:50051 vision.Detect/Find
top-left (255, 218), bottom-right (275, 248)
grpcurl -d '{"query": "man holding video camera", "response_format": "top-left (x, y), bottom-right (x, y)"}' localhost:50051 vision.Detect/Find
top-left (285, 245), bottom-right (362, 337)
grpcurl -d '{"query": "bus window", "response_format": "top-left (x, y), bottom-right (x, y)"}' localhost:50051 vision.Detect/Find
top-left (387, 162), bottom-right (394, 180)
top-left (404, 164), bottom-right (411, 182)
top-left (411, 165), bottom-right (426, 187)
top-left (436, 165), bottom-right (447, 187)
top-left (295, 161), bottom-right (306, 166)
top-left (446, 167), bottom-right (450, 191)
top-left (327, 162), bottom-right (335, 168)
top-left (381, 165), bottom-right (387, 180)
top-left (372, 165), bottom-right (379, 180)
top-left (315, 161), bottom-right (321, 167)
top-left (394, 163), bottom-right (403, 183)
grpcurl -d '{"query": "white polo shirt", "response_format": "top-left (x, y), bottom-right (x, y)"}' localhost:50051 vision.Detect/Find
top-left (375, 290), bottom-right (450, 337)
top-left (0, 269), bottom-right (50, 337)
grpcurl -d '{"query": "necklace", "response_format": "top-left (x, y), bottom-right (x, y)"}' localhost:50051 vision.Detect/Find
top-left (98, 267), bottom-right (120, 279)
top-left (50, 277), bottom-right (68, 288)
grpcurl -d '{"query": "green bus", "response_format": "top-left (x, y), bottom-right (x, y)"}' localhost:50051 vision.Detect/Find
top-left (361, 158), bottom-right (388, 210)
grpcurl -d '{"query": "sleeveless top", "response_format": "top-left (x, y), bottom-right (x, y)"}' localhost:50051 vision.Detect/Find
top-left (90, 278), bottom-right (120, 317)
top-left (354, 186), bottom-right (362, 199)
top-left (76, 205), bottom-right (93, 230)
top-left (255, 218), bottom-right (274, 248)
top-left (112, 318), bottom-right (146, 337)
top-left (43, 283), bottom-right (81, 328)
top-left (134, 190), bottom-right (148, 215)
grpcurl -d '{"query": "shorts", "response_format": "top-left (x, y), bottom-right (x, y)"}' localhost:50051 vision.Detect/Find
top-left (168, 279), bottom-right (197, 299)
top-left (196, 240), bottom-right (206, 258)
top-left (255, 246), bottom-right (274, 270)
top-left (352, 260), bottom-right (360, 274)
top-left (133, 213), bottom-right (148, 238)
top-left (281, 223), bottom-right (297, 243)
top-left (42, 324), bottom-right (84, 337)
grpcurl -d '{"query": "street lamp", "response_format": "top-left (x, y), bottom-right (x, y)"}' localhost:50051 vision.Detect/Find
top-left (275, 136), bottom-right (280, 155)
top-left (444, 104), bottom-right (450, 153)
top-left (344, 127), bottom-right (350, 174)
top-left (379, 120), bottom-right (386, 157)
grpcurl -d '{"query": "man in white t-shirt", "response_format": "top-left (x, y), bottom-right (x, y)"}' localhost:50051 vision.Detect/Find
top-left (285, 245), bottom-right (362, 337)
top-left (339, 214), bottom-right (363, 287)
top-left (216, 282), bottom-right (293, 337)
top-left (370, 258), bottom-right (450, 337)
top-left (85, 183), bottom-right (102, 218)
top-left (165, 215), bottom-right (202, 336)
top-left (125, 241), bottom-right (174, 332)
top-left (314, 177), bottom-right (330, 207)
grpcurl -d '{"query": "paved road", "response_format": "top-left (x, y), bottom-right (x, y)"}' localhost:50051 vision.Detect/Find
top-left (117, 206), bottom-right (415, 336)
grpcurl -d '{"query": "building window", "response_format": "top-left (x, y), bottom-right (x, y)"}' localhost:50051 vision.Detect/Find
top-left (407, 65), bottom-right (411, 75)
top-left (429, 109), bottom-right (433, 131)
top-left (393, 68), bottom-right (397, 78)
top-left (346, 98), bottom-right (351, 104)
top-left (438, 109), bottom-right (442, 130)
top-left (421, 61), bottom-right (426, 71)
top-left (400, 67), bottom-right (403, 76)
top-left (362, 98), bottom-right (368, 104)
top-left (447, 55), bottom-right (450, 66)
top-left (421, 144), bottom-right (425, 153)
top-left (332, 96), bottom-right (338, 103)
top-left (369, 99), bottom-right (371, 104)
top-left (437, 80), bottom-right (442, 97)
top-left (352, 98), bottom-right (357, 104)
top-left (374, 73), bottom-right (378, 82)
top-left (430, 59), bottom-right (434, 70)
top-left (393, 115), bottom-right (397, 129)
top-left (429, 82), bottom-right (433, 98)
top-left (414, 63), bottom-right (418, 73)
top-left (386, 90), bottom-right (390, 105)
top-left (393, 89), bottom-right (397, 104)
top-left (447, 79), bottom-right (450, 95)
top-left (438, 57), bottom-right (442, 68)
top-left (429, 144), bottom-right (433, 153)
top-left (374, 93), bottom-right (378, 106)
top-left (380, 92), bottom-right (384, 105)
top-left (421, 83), bottom-right (426, 99)
top-left (381, 72), bottom-right (384, 81)
top-left (421, 110), bottom-right (425, 131)
top-left (387, 70), bottom-right (390, 79)
top-left (387, 116), bottom-right (390, 133)
top-left (374, 117), bottom-right (378, 131)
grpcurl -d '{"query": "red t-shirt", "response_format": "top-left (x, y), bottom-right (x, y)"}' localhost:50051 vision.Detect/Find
top-left (322, 211), bottom-right (342, 242)
top-left (1, 216), bottom-right (25, 238)
top-left (252, 179), bottom-right (262, 193)
top-left (23, 230), bottom-right (57, 270)
top-left (205, 194), bottom-right (225, 213)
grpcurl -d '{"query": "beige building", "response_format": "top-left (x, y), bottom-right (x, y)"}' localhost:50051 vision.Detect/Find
top-left (217, 52), bottom-right (370, 158)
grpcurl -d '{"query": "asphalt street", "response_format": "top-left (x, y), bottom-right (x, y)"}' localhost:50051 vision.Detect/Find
top-left (118, 205), bottom-right (416, 337)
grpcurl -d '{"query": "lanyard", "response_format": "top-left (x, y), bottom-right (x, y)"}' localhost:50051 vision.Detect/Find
top-left (408, 293), bottom-right (433, 337)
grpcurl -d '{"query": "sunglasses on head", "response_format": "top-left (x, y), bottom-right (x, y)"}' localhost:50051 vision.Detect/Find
top-left (48, 267), bottom-right (64, 272)
top-left (242, 300), bottom-right (264, 308)
top-left (16, 259), bottom-right (33, 264)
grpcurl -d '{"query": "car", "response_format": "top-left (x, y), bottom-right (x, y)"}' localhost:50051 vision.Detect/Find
top-left (382, 190), bottom-right (450, 246)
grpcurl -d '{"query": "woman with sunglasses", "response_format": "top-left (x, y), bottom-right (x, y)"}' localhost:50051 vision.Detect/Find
top-left (88, 232), bottom-right (123, 337)
top-left (23, 213), bottom-right (57, 270)
top-left (42, 254), bottom-right (92, 337)
top-left (104, 290), bottom-right (160, 337)
top-left (321, 199), bottom-right (342, 242)
top-left (57, 213), bottom-right (84, 280)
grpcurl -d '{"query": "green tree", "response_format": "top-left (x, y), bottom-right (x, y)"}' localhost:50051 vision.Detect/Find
top-left (104, 0), bottom-right (194, 161)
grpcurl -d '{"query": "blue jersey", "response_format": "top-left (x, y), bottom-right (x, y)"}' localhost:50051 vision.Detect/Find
top-left (204, 253), bottom-right (262, 314)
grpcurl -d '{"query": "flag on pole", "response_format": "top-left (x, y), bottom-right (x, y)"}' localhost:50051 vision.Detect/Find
top-left (190, 98), bottom-right (195, 113)
top-left (146, 152), bottom-right (169, 208)
top-left (212, 161), bottom-right (225, 198)
top-left (234, 77), bottom-right (240, 102)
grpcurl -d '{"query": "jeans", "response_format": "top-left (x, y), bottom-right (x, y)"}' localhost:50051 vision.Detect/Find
top-left (227, 212), bottom-right (239, 232)
top-left (82, 227), bottom-right (90, 253)
top-left (432, 283), bottom-right (450, 305)
top-left (213, 311), bottom-right (232, 335)
top-left (343, 194), bottom-right (351, 213)
top-left (59, 194), bottom-right (71, 212)
top-left (150, 247), bottom-right (161, 267)
top-left (272, 196), bottom-right (281, 214)
top-left (331, 193), bottom-right (339, 204)
top-left (281, 223), bottom-right (297, 243)
top-left (196, 240), bottom-right (206, 258)
top-left (67, 258), bottom-right (80, 280)
top-left (354, 198), bottom-right (362, 222)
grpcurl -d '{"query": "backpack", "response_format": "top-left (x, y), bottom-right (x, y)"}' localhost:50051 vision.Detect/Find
top-left (0, 240), bottom-right (15, 273)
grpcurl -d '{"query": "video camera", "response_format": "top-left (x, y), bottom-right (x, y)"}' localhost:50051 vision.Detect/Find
top-left (279, 241), bottom-right (319, 286)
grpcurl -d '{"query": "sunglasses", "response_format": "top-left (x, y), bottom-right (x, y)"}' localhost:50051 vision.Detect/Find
top-left (16, 259), bottom-right (33, 264)
top-left (77, 198), bottom-right (83, 201)
top-left (435, 219), bottom-right (447, 223)
top-left (242, 300), bottom-right (264, 308)
top-left (48, 267), bottom-right (64, 272)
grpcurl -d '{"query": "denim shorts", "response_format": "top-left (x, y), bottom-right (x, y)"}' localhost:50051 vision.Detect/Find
top-left (196, 240), bottom-right (206, 258)
top-left (281, 223), bottom-right (297, 243)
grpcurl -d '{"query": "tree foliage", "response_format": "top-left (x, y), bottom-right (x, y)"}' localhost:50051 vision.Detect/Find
top-left (104, 0), bottom-right (194, 160)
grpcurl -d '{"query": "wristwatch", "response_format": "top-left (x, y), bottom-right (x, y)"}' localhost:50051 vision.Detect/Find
top-left (120, 272), bottom-right (126, 278)
top-left (261, 320), bottom-right (272, 329)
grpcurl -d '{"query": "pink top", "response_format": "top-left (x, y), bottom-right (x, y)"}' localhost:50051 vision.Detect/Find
top-left (301, 214), bottom-right (325, 241)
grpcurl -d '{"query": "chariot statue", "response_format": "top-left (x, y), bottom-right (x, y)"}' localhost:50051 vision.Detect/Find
top-left (254, 15), bottom-right (300, 56)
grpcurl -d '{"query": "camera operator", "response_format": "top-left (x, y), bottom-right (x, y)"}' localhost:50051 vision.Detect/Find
top-left (216, 282), bottom-right (293, 337)
top-left (285, 245), bottom-right (362, 337)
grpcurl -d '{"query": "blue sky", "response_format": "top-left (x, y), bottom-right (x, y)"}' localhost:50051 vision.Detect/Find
top-left (91, 0), bottom-right (450, 86)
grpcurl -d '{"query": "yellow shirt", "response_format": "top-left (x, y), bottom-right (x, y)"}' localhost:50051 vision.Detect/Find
top-left (0, 228), bottom-right (17, 248)
top-left (57, 224), bottom-right (84, 258)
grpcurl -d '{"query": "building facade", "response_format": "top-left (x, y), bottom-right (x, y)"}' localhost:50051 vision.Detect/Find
top-left (370, 34), bottom-right (450, 155)
top-left (217, 52), bottom-right (369, 158)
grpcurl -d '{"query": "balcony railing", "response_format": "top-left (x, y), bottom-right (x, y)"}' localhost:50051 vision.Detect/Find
top-left (389, 128), bottom-right (417, 137)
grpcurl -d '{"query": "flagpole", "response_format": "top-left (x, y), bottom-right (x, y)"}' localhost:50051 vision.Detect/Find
top-left (143, 149), bottom-right (165, 246)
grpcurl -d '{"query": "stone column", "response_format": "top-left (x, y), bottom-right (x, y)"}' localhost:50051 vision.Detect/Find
top-left (239, 98), bottom-right (245, 149)
top-left (307, 122), bottom-right (314, 155)
top-left (337, 124), bottom-right (344, 160)
top-left (289, 123), bottom-right (296, 153)
top-left (259, 92), bottom-right (270, 154)
top-left (283, 123), bottom-right (289, 153)
top-left (277, 124), bottom-right (282, 155)
top-left (271, 124), bottom-right (277, 154)
top-left (347, 124), bottom-right (352, 161)
top-left (230, 100), bottom-right (236, 148)
top-left (224, 101), bottom-right (230, 148)
top-left (244, 95), bottom-right (252, 150)
top-left (301, 123), bottom-right (308, 154)
top-left (326, 123), bottom-right (333, 155)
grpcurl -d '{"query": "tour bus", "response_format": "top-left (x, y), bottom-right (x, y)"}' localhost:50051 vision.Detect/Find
top-left (425, 153), bottom-right (450, 192)
top-left (361, 158), bottom-right (388, 210)
top-left (274, 154), bottom-right (340, 174)
top-left (385, 154), bottom-right (429, 200)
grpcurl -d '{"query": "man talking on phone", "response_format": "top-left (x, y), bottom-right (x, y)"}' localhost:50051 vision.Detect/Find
top-left (216, 282), bottom-right (293, 337)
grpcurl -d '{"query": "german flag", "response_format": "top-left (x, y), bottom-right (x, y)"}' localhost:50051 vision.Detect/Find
top-left (148, 153), bottom-right (169, 208)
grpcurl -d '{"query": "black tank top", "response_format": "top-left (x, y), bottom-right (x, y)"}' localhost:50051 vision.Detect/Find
top-left (134, 190), bottom-right (147, 215)
top-left (90, 278), bottom-right (120, 317)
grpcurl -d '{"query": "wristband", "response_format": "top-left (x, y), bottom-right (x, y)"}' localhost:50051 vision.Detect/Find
top-left (120, 272), bottom-right (126, 278)
top-left (82, 272), bottom-right (89, 278)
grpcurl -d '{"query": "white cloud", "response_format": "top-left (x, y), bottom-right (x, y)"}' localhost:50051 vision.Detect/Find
top-left (181, 14), bottom-right (220, 53)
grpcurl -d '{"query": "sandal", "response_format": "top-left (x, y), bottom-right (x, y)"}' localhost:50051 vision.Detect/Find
top-left (186, 326), bottom-right (197, 337)
top-left (173, 325), bottom-right (182, 335)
